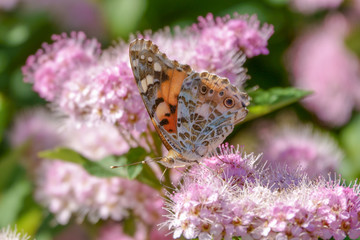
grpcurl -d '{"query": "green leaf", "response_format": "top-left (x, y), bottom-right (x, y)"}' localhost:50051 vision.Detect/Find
top-left (0, 94), bottom-right (11, 142)
top-left (0, 179), bottom-right (31, 227)
top-left (136, 163), bottom-right (163, 190)
top-left (244, 87), bottom-right (311, 122)
top-left (102, 0), bottom-right (147, 38)
top-left (0, 144), bottom-right (28, 192)
top-left (265, 0), bottom-right (289, 6)
top-left (16, 205), bottom-right (43, 237)
top-left (4, 24), bottom-right (30, 46)
top-left (38, 147), bottom-right (162, 189)
top-left (123, 213), bottom-right (136, 237)
top-left (83, 155), bottom-right (143, 179)
top-left (38, 147), bottom-right (87, 165)
top-left (345, 27), bottom-right (360, 58)
top-left (38, 147), bottom-right (145, 178)
top-left (0, 152), bottom-right (18, 192)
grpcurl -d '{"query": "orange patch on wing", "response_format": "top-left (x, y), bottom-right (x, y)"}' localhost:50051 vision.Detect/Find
top-left (154, 68), bottom-right (187, 135)
top-left (167, 69), bottom-right (186, 105)
top-left (159, 80), bottom-right (169, 99)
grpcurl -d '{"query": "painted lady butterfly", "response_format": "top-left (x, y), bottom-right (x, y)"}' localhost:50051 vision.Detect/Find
top-left (129, 39), bottom-right (250, 167)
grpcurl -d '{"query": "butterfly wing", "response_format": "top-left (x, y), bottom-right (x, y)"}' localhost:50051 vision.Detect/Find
top-left (129, 39), bottom-right (193, 153)
top-left (177, 72), bottom-right (250, 160)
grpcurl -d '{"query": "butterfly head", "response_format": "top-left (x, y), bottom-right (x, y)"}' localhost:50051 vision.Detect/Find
top-left (161, 149), bottom-right (198, 168)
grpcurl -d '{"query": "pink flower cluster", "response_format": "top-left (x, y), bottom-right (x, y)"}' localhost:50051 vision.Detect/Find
top-left (288, 14), bottom-right (360, 126)
top-left (98, 221), bottom-right (171, 240)
top-left (10, 108), bottom-right (161, 227)
top-left (194, 14), bottom-right (273, 58)
top-left (36, 160), bottom-right (164, 225)
top-left (143, 13), bottom-right (273, 87)
top-left (23, 33), bottom-right (149, 131)
top-left (9, 107), bottom-right (140, 163)
top-left (290, 0), bottom-right (343, 14)
top-left (163, 145), bottom-right (360, 240)
top-left (258, 122), bottom-right (342, 179)
top-left (60, 50), bottom-right (149, 132)
top-left (22, 14), bottom-right (273, 129)
top-left (22, 32), bottom-right (101, 101)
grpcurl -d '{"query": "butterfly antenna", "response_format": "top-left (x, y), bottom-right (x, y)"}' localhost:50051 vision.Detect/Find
top-left (110, 157), bottom-right (163, 168)
top-left (110, 161), bottom-right (146, 168)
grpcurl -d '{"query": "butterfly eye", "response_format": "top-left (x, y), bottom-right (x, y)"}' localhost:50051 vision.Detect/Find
top-left (224, 97), bottom-right (235, 108)
top-left (200, 85), bottom-right (208, 95)
top-left (168, 158), bottom-right (175, 164)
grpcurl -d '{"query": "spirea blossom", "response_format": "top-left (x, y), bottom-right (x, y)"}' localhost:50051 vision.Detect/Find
top-left (195, 13), bottom-right (273, 58)
top-left (0, 226), bottom-right (30, 240)
top-left (62, 119), bottom-right (143, 159)
top-left (163, 144), bottom-right (360, 240)
top-left (36, 160), bottom-right (164, 225)
top-left (58, 44), bottom-right (148, 131)
top-left (22, 32), bottom-right (101, 101)
top-left (9, 108), bottom-right (157, 225)
top-left (288, 14), bottom-right (360, 126)
top-left (258, 123), bottom-right (342, 179)
top-left (9, 107), bottom-right (139, 164)
top-left (290, 0), bottom-right (343, 14)
top-left (142, 13), bottom-right (274, 86)
top-left (35, 123), bottom-right (159, 224)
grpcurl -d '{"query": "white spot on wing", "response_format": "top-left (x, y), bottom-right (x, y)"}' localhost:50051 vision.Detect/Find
top-left (132, 59), bottom-right (139, 67)
top-left (146, 75), bottom-right (154, 85)
top-left (141, 78), bottom-right (147, 92)
top-left (141, 55), bottom-right (145, 60)
top-left (154, 62), bottom-right (162, 72)
top-left (148, 57), bottom-right (153, 62)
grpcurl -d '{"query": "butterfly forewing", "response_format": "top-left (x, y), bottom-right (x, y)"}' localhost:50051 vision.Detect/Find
top-left (129, 39), bottom-right (193, 153)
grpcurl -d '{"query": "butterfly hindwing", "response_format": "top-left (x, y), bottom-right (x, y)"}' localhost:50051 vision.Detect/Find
top-left (177, 72), bottom-right (249, 160)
